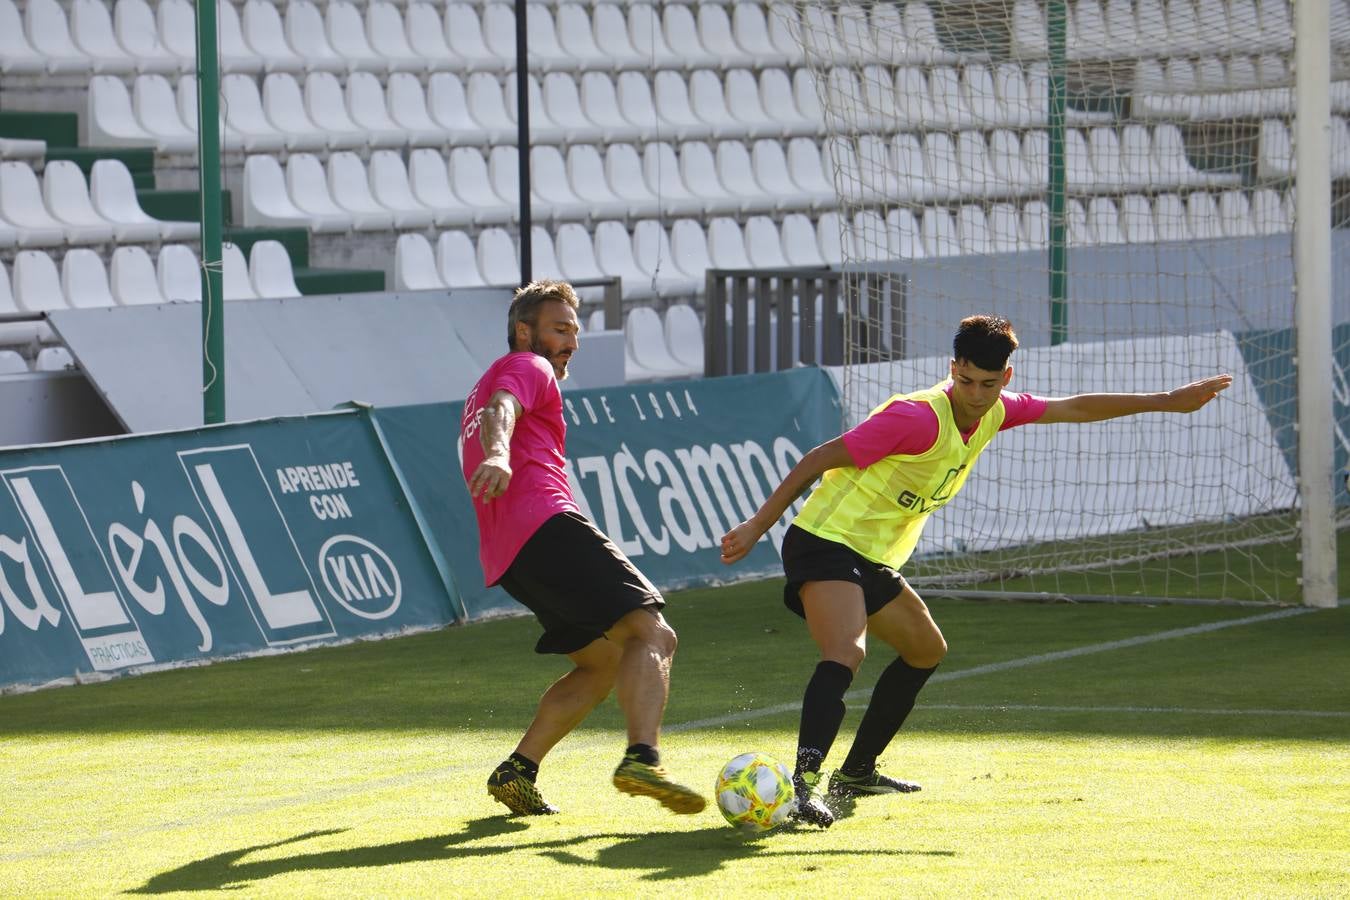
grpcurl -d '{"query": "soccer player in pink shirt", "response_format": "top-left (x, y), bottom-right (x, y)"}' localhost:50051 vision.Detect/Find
top-left (720, 315), bottom-right (1232, 827)
top-left (462, 280), bottom-right (705, 817)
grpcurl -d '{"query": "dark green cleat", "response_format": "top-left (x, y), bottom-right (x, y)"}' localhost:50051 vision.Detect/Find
top-left (789, 771), bottom-right (835, 828)
top-left (828, 768), bottom-right (922, 797)
top-left (487, 758), bottom-right (559, 816)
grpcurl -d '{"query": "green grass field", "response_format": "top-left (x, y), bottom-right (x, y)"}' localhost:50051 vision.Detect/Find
top-left (1, 580), bottom-right (1347, 898)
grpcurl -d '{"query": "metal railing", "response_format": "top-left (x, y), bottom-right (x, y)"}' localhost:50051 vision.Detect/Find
top-left (703, 266), bottom-right (908, 377)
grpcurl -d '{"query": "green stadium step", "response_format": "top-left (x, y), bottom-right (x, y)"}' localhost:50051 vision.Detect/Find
top-left (45, 147), bottom-right (157, 189)
top-left (221, 226), bottom-right (310, 269)
top-left (137, 189), bottom-right (234, 226)
top-left (292, 266), bottom-right (385, 296)
top-left (0, 111), bottom-right (79, 147)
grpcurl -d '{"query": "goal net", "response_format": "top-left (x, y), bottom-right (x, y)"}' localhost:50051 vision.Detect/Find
top-left (782, 0), bottom-right (1349, 603)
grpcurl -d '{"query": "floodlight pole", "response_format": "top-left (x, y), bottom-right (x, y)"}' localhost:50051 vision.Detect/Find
top-left (1293, 0), bottom-right (1337, 607)
top-left (1046, 0), bottom-right (1068, 346)
top-left (195, 0), bottom-right (225, 425)
top-left (515, 0), bottom-right (531, 287)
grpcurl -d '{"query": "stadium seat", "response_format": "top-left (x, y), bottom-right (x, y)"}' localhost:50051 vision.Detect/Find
top-left (221, 243), bottom-right (257, 301)
top-left (157, 243), bottom-right (200, 302)
top-left (306, 72), bottom-right (386, 149)
top-left (653, 71), bottom-right (710, 142)
top-left (42, 160), bottom-right (115, 245)
top-left (663, 303), bottom-right (705, 374)
top-left (427, 73), bottom-right (491, 145)
top-left (241, 0), bottom-right (304, 74)
top-left (671, 219), bottom-right (716, 284)
top-left (437, 230), bottom-right (486, 288)
top-left (71, 0), bottom-right (137, 73)
top-left (222, 74), bottom-right (287, 152)
top-left (954, 206), bottom-right (991, 256)
top-left (0, 163), bottom-right (68, 247)
top-left (281, 0), bottom-right (346, 74)
top-left (1020, 200), bottom-right (1048, 249)
top-left (723, 69), bottom-right (787, 140)
top-left (541, 73), bottom-right (598, 144)
top-left (553, 223), bottom-right (607, 286)
top-left (553, 3), bottom-right (608, 71)
top-left (920, 207), bottom-right (960, 257)
top-left (893, 65), bottom-right (935, 127)
top-left (367, 0), bottom-right (427, 74)
top-left (751, 139), bottom-right (822, 212)
top-left (449, 148), bottom-right (512, 225)
top-left (0, 0), bottom-right (49, 75)
top-left (0, 260), bottom-right (14, 313)
top-left (604, 144), bottom-right (661, 218)
top-left (1186, 192), bottom-right (1224, 240)
top-left (690, 69), bottom-right (747, 140)
top-left (784, 138), bottom-right (835, 207)
top-left (477, 227), bottom-right (519, 286)
top-left (641, 143), bottom-right (705, 218)
top-left (792, 69), bottom-right (826, 127)
top-left (563, 145), bottom-right (629, 220)
top-left (92, 158), bottom-right (194, 242)
top-left (594, 221), bottom-right (657, 299)
top-left (679, 141), bottom-right (743, 216)
top-left (1218, 190), bottom-right (1258, 238)
top-left (325, 152), bottom-right (395, 231)
top-left (285, 153), bottom-right (355, 232)
top-left (1086, 197), bottom-right (1125, 244)
top-left (886, 208), bottom-right (923, 258)
top-left (0, 350), bottom-right (27, 375)
top-left (759, 68), bottom-right (820, 135)
top-left (744, 216), bottom-right (790, 269)
top-left (386, 73), bottom-right (452, 147)
top-left (26, 0), bottom-right (93, 74)
top-left (348, 72), bottom-right (418, 148)
top-left (369, 151), bottom-right (436, 230)
top-left (405, 1), bottom-right (453, 70)
top-left (394, 233), bottom-right (445, 291)
top-left (324, 0), bottom-right (385, 74)
top-left (627, 3), bottom-right (684, 71)
top-left (1067, 198), bottom-right (1091, 246)
top-left (503, 73), bottom-right (569, 145)
top-left (259, 74), bottom-right (333, 152)
top-left (529, 226), bottom-right (565, 282)
top-left (131, 75), bottom-right (196, 154)
top-left (780, 214), bottom-right (826, 267)
top-left (61, 248), bottom-right (115, 308)
top-left (35, 347), bottom-right (75, 371)
top-left (13, 251), bottom-right (66, 312)
top-left (109, 245), bottom-right (167, 305)
top-left (579, 72), bottom-right (644, 144)
top-left (249, 240), bottom-right (301, 300)
top-left (243, 154), bottom-right (322, 231)
top-left (716, 141), bottom-right (776, 214)
top-left (853, 209), bottom-right (891, 261)
top-left (88, 75), bottom-right (156, 147)
top-left (466, 72), bottom-right (516, 142)
top-left (442, 2), bottom-right (497, 72)
top-left (730, 2), bottom-right (789, 69)
top-left (1152, 193), bottom-right (1189, 242)
top-left (624, 306), bottom-right (693, 380)
top-left (706, 217), bottom-right (753, 270)
top-left (928, 67), bottom-right (974, 131)
top-left (516, 4), bottom-right (571, 73)
top-left (1119, 193), bottom-right (1157, 243)
top-left (632, 219), bottom-right (700, 297)
top-left (407, 149), bottom-right (474, 228)
top-left (1250, 188), bottom-right (1290, 234)
top-left (985, 203), bottom-right (1021, 254)
top-left (814, 212), bottom-right (846, 265)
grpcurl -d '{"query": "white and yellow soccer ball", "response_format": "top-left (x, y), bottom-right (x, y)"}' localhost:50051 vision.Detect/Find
top-left (714, 751), bottom-right (795, 833)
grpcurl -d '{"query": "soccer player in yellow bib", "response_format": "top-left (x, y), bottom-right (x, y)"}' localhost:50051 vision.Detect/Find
top-left (719, 315), bottom-right (1232, 827)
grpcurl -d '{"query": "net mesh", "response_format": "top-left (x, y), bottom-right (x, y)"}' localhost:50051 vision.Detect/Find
top-left (781, 0), bottom-right (1350, 602)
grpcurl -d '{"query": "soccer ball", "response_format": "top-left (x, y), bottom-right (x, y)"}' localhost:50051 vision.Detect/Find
top-left (714, 751), bottom-right (795, 833)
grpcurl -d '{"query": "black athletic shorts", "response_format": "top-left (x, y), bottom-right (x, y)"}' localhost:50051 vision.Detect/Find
top-left (780, 524), bottom-right (907, 618)
top-left (497, 511), bottom-right (665, 655)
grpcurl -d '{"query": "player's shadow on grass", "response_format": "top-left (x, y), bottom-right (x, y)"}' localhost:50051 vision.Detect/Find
top-left (540, 823), bottom-right (954, 881)
top-left (128, 818), bottom-right (536, 893)
top-left (130, 815), bottom-right (952, 892)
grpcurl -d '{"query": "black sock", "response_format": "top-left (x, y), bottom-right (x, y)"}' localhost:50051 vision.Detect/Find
top-left (795, 660), bottom-right (854, 776)
top-left (509, 751), bottom-right (539, 782)
top-left (840, 657), bottom-right (938, 776)
top-left (625, 743), bottom-right (660, 766)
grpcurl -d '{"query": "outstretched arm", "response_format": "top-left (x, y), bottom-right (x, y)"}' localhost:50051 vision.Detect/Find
top-left (467, 389), bottom-right (523, 502)
top-left (1037, 374), bottom-right (1233, 424)
top-left (719, 436), bottom-right (856, 564)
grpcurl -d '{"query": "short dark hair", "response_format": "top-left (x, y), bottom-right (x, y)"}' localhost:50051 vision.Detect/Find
top-left (953, 315), bottom-right (1019, 371)
top-left (507, 280), bottom-right (580, 351)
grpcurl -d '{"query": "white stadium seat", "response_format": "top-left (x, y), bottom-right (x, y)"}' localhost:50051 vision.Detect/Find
top-left (157, 243), bottom-right (201, 302)
top-left (249, 240), bottom-right (302, 299)
top-left (110, 245), bottom-right (167, 305)
top-left (394, 233), bottom-right (445, 291)
top-left (61, 248), bottom-right (116, 308)
top-left (42, 160), bottom-right (116, 245)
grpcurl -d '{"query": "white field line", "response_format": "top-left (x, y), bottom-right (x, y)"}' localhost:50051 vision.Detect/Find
top-left (923, 703), bottom-right (1350, 719)
top-left (0, 606), bottom-right (1323, 865)
top-left (670, 606), bottom-right (1315, 732)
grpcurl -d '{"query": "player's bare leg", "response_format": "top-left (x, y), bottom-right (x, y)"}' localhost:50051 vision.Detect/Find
top-left (488, 639), bottom-right (620, 815)
top-left (606, 608), bottom-right (706, 813)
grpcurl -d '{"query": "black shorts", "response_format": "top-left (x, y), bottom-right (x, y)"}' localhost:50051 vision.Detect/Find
top-left (780, 524), bottom-right (907, 618)
top-left (498, 511), bottom-right (665, 655)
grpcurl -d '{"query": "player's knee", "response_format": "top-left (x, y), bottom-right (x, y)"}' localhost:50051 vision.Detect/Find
top-left (826, 643), bottom-right (865, 673)
top-left (907, 633), bottom-right (947, 669)
top-left (616, 607), bottom-right (677, 658)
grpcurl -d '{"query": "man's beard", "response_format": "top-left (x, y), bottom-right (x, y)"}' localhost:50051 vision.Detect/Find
top-left (531, 336), bottom-right (570, 380)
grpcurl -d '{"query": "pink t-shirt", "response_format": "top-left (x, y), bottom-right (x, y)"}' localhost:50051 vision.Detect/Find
top-left (460, 352), bottom-right (581, 585)
top-left (842, 385), bottom-right (1048, 469)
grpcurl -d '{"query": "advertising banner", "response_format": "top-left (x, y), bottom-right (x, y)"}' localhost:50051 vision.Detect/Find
top-left (0, 411), bottom-right (459, 690)
top-left (372, 368), bottom-right (844, 620)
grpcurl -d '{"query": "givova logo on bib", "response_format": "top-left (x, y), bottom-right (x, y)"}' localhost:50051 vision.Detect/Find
top-left (318, 535), bottom-right (401, 619)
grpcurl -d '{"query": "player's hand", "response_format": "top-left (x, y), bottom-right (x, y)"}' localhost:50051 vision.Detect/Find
top-left (720, 521), bottom-right (763, 565)
top-left (1166, 374), bottom-right (1234, 413)
top-left (468, 457), bottom-right (511, 502)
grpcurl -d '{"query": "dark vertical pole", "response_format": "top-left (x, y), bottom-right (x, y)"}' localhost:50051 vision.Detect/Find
top-left (196, 0), bottom-right (225, 423)
top-left (1047, 0), bottom-right (1068, 345)
top-left (515, 0), bottom-right (531, 286)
